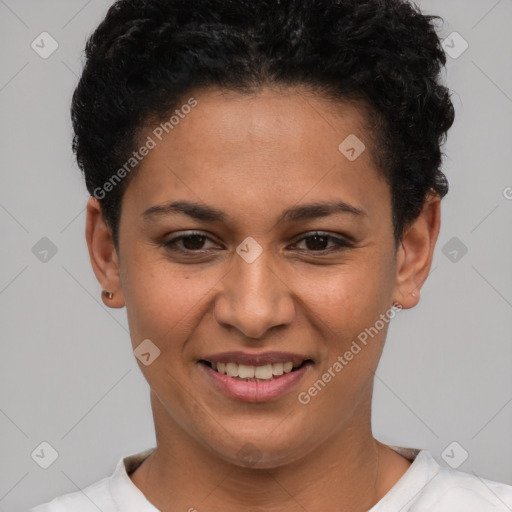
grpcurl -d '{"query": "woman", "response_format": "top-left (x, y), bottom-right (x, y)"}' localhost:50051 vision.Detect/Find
top-left (29, 0), bottom-right (512, 510)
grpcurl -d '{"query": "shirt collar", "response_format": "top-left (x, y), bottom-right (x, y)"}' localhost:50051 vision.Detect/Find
top-left (109, 447), bottom-right (159, 512)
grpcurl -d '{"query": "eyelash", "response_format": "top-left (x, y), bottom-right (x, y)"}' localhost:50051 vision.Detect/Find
top-left (161, 230), bottom-right (354, 255)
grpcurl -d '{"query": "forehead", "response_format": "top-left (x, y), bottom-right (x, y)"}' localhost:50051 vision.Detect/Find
top-left (123, 86), bottom-right (390, 226)
top-left (166, 86), bottom-right (372, 161)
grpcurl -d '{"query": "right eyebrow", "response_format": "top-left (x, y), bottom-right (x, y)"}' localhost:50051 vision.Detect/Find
top-left (142, 200), bottom-right (228, 223)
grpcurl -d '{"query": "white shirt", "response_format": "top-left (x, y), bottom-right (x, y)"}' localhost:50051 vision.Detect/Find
top-left (28, 445), bottom-right (512, 511)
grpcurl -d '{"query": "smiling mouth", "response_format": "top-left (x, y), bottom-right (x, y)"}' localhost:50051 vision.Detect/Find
top-left (200, 360), bottom-right (313, 382)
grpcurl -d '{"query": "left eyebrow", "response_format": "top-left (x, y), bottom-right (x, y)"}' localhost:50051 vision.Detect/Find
top-left (141, 199), bottom-right (366, 224)
top-left (277, 200), bottom-right (367, 224)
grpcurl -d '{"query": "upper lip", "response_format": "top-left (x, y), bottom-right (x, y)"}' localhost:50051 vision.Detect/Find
top-left (200, 351), bottom-right (313, 367)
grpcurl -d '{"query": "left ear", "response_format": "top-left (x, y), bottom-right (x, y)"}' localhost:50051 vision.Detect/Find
top-left (392, 191), bottom-right (441, 309)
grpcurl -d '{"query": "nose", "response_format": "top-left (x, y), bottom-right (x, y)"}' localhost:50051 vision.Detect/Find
top-left (212, 246), bottom-right (295, 339)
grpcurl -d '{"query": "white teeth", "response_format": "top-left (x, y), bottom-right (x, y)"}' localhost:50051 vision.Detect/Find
top-left (238, 364), bottom-right (255, 378)
top-left (272, 362), bottom-right (284, 376)
top-left (211, 361), bottom-right (298, 380)
top-left (254, 364), bottom-right (273, 379)
top-left (225, 362), bottom-right (238, 377)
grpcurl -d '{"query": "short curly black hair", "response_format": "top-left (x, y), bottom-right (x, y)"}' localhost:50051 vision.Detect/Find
top-left (71, 0), bottom-right (455, 249)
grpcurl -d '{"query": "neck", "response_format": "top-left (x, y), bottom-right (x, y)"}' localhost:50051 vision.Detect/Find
top-left (129, 394), bottom-right (410, 512)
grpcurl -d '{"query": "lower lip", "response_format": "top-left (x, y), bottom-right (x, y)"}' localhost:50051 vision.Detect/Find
top-left (199, 362), bottom-right (311, 403)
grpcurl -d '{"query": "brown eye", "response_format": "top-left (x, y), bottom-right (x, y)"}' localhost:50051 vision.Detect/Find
top-left (292, 232), bottom-right (353, 253)
top-left (162, 231), bottom-right (219, 253)
top-left (179, 234), bottom-right (207, 250)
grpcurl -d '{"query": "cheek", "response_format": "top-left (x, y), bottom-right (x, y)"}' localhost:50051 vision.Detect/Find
top-left (120, 249), bottom-right (215, 348)
top-left (120, 236), bottom-right (396, 350)
top-left (296, 254), bottom-right (394, 336)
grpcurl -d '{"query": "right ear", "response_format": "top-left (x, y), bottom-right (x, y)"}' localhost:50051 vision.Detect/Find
top-left (85, 197), bottom-right (125, 308)
top-left (391, 192), bottom-right (441, 309)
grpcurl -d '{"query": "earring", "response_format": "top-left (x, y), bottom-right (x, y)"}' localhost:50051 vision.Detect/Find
top-left (412, 292), bottom-right (417, 297)
top-left (102, 290), bottom-right (114, 300)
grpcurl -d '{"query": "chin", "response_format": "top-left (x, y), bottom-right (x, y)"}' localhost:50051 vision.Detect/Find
top-left (206, 428), bottom-right (313, 470)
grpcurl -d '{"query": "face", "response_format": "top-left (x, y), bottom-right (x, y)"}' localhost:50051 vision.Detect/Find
top-left (87, 86), bottom-right (437, 468)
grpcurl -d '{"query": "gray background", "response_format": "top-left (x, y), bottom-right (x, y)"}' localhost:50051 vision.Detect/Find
top-left (1, 1), bottom-right (511, 510)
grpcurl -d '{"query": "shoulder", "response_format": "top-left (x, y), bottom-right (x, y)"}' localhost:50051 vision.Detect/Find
top-left (26, 448), bottom-right (155, 512)
top-left (27, 475), bottom-right (115, 512)
top-left (410, 452), bottom-right (512, 512)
